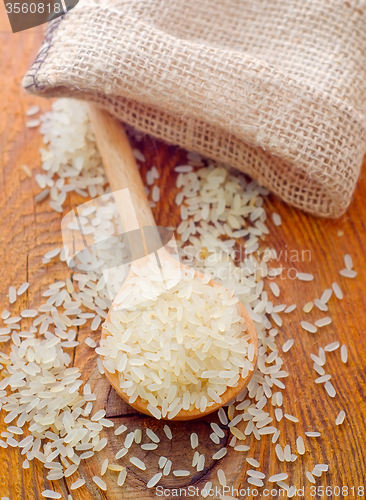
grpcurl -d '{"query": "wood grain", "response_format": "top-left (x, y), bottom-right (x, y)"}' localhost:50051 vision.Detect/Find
top-left (1, 7), bottom-right (366, 499)
top-left (88, 104), bottom-right (157, 230)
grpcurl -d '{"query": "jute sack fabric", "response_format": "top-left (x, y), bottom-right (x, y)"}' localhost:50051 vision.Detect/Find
top-left (23, 0), bottom-right (366, 217)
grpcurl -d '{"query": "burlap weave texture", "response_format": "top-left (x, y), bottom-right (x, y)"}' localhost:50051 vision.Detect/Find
top-left (23, 0), bottom-right (366, 217)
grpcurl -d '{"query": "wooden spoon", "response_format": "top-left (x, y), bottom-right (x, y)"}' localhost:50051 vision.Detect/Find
top-left (88, 104), bottom-right (258, 420)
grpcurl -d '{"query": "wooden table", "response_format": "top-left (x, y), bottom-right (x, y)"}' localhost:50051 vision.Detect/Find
top-left (1, 8), bottom-right (366, 500)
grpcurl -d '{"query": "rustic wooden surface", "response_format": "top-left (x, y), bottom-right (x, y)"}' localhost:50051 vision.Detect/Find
top-left (1, 7), bottom-right (366, 500)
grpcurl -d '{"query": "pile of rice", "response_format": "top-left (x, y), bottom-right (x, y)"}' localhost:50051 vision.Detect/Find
top-left (100, 260), bottom-right (254, 418)
top-left (0, 98), bottom-right (353, 497)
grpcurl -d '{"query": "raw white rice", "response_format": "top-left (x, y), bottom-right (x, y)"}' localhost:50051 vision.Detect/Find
top-left (284, 444), bottom-right (291, 462)
top-left (101, 459), bottom-right (109, 475)
top-left (247, 470), bottom-right (265, 479)
top-left (211, 423), bottom-right (225, 439)
top-left (133, 149), bottom-right (146, 162)
top-left (339, 269), bottom-right (357, 278)
top-left (124, 432), bottom-right (135, 448)
top-left (134, 429), bottom-right (142, 444)
top-left (234, 445), bottom-right (250, 452)
top-left (272, 213), bottom-right (282, 226)
top-left (284, 414), bottom-right (299, 423)
top-left (218, 407), bottom-right (228, 426)
top-left (22, 165), bottom-right (32, 177)
top-left (296, 436), bottom-right (305, 455)
top-left (152, 185), bottom-right (160, 202)
top-left (344, 254), bottom-right (353, 270)
top-left (230, 427), bottom-right (246, 440)
top-left (269, 282), bottom-right (280, 297)
top-left (26, 105), bottom-right (40, 116)
top-left (41, 492), bottom-right (61, 499)
top-left (284, 304), bottom-right (296, 313)
top-left (312, 467), bottom-right (322, 477)
top-left (85, 337), bottom-right (97, 348)
top-left (246, 457), bottom-right (260, 467)
top-left (196, 454), bottom-right (205, 471)
top-left (26, 119), bottom-right (41, 128)
top-left (306, 471), bottom-right (316, 484)
top-left (212, 448), bottom-right (227, 460)
top-left (163, 425), bottom-right (172, 440)
top-left (313, 363), bottom-right (325, 375)
top-left (64, 464), bottom-right (78, 477)
top-left (297, 273), bottom-right (314, 282)
top-left (115, 424), bottom-right (128, 435)
top-left (129, 457), bottom-right (146, 470)
top-left (101, 259), bottom-right (253, 418)
top-left (287, 486), bottom-right (297, 497)
top-left (163, 460), bottom-right (172, 476)
top-left (301, 321), bottom-right (317, 333)
top-left (146, 428), bottom-right (160, 443)
top-left (314, 317), bottom-right (332, 328)
top-left (336, 410), bottom-right (346, 425)
top-left (275, 408), bottom-right (283, 422)
top-left (332, 282), bottom-right (343, 300)
top-left (282, 339), bottom-right (294, 352)
top-left (148, 405), bottom-right (161, 420)
top-left (1, 310), bottom-right (10, 319)
top-left (147, 472), bottom-right (162, 488)
top-left (173, 470), bottom-right (190, 477)
top-left (116, 448), bottom-right (128, 459)
top-left (210, 433), bottom-right (220, 444)
top-left (17, 282), bottom-right (30, 295)
top-left (20, 309), bottom-right (38, 318)
top-left (175, 165), bottom-right (193, 173)
top-left (324, 341), bottom-right (340, 352)
top-left (269, 473), bottom-right (288, 482)
top-left (9, 286), bottom-right (16, 304)
top-left (44, 248), bottom-right (61, 259)
top-left (217, 469), bottom-right (227, 486)
top-left (190, 433), bottom-right (199, 449)
top-left (325, 382), bottom-right (337, 397)
top-left (314, 299), bottom-right (328, 311)
top-left (314, 464), bottom-right (329, 472)
top-left (320, 289), bottom-right (332, 303)
top-left (341, 345), bottom-right (348, 363)
top-left (71, 478), bottom-right (85, 490)
top-left (275, 444), bottom-right (285, 462)
top-left (93, 476), bottom-right (107, 490)
top-left (192, 451), bottom-right (199, 467)
top-left (117, 469), bottom-right (127, 486)
top-left (247, 477), bottom-right (264, 487)
top-left (108, 464), bottom-right (124, 472)
top-left (303, 302), bottom-right (314, 313)
top-left (0, 98), bottom-right (358, 496)
top-left (277, 481), bottom-right (289, 491)
top-left (202, 482), bottom-right (212, 498)
top-left (315, 375), bottom-right (331, 384)
top-left (91, 315), bottom-right (102, 331)
top-left (141, 443), bottom-right (158, 451)
top-left (91, 409), bottom-right (106, 421)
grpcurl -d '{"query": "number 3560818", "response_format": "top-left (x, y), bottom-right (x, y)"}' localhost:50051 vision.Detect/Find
top-left (310, 486), bottom-right (365, 496)
top-left (5, 3), bottom-right (62, 13)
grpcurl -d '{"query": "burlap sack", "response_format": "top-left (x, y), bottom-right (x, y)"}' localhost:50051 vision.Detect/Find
top-left (23, 0), bottom-right (366, 217)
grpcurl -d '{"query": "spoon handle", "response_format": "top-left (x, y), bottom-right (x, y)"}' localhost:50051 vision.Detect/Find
top-left (88, 104), bottom-right (156, 231)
